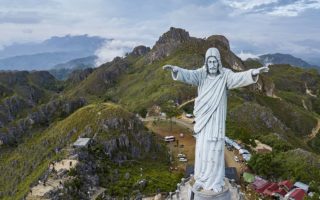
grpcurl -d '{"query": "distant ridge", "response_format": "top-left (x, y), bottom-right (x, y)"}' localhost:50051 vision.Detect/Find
top-left (0, 35), bottom-right (109, 70)
top-left (258, 53), bottom-right (319, 69)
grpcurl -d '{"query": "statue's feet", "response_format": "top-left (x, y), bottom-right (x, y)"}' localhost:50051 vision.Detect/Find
top-left (193, 181), bottom-right (203, 191)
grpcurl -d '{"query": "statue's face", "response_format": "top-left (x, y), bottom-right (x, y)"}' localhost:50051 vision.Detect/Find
top-left (207, 56), bottom-right (219, 74)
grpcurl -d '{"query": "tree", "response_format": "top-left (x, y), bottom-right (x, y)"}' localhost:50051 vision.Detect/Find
top-left (161, 101), bottom-right (182, 134)
top-left (248, 153), bottom-right (275, 178)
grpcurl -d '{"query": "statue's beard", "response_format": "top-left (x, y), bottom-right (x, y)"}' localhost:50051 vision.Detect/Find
top-left (206, 64), bottom-right (219, 75)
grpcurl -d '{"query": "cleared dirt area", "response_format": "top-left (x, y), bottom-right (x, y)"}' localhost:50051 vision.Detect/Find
top-left (145, 118), bottom-right (243, 178)
top-left (224, 148), bottom-right (245, 178)
top-left (145, 119), bottom-right (195, 170)
top-left (26, 159), bottom-right (78, 200)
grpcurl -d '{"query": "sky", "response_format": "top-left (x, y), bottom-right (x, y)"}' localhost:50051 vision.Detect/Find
top-left (0, 0), bottom-right (320, 64)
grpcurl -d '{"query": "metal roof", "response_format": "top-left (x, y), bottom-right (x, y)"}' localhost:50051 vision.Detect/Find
top-left (73, 138), bottom-right (91, 147)
top-left (294, 182), bottom-right (309, 192)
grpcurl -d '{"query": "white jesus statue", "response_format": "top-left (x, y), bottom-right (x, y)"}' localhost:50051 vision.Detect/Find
top-left (163, 47), bottom-right (269, 193)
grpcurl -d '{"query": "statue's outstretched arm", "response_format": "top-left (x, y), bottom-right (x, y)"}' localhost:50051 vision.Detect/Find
top-left (163, 64), bottom-right (201, 86)
top-left (251, 66), bottom-right (269, 76)
top-left (226, 66), bottom-right (269, 89)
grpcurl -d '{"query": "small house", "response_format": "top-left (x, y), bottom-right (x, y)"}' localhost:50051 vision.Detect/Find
top-left (254, 140), bottom-right (272, 153)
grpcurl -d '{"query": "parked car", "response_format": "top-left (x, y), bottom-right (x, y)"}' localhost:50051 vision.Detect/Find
top-left (177, 153), bottom-right (186, 158)
top-left (239, 149), bottom-right (250, 155)
top-left (164, 136), bottom-right (175, 142)
top-left (179, 157), bottom-right (188, 162)
top-left (185, 113), bottom-right (193, 118)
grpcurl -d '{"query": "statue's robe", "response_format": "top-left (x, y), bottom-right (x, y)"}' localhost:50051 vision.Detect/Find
top-left (171, 66), bottom-right (258, 191)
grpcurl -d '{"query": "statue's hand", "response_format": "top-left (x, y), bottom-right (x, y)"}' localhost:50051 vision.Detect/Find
top-left (252, 66), bottom-right (269, 76)
top-left (162, 64), bottom-right (178, 72)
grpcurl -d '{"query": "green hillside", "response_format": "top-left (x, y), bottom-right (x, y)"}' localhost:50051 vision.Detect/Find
top-left (0, 103), bottom-right (179, 199)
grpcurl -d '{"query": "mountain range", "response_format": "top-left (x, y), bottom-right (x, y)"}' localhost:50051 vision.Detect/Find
top-left (256, 53), bottom-right (320, 69)
top-left (0, 35), bottom-right (108, 70)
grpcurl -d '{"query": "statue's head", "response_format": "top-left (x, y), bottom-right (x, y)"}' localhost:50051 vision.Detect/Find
top-left (205, 48), bottom-right (222, 75)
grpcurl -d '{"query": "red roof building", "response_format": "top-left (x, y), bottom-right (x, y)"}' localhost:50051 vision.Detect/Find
top-left (274, 188), bottom-right (288, 198)
top-left (252, 178), bottom-right (272, 193)
top-left (262, 183), bottom-right (279, 196)
top-left (287, 188), bottom-right (306, 200)
top-left (279, 180), bottom-right (293, 191)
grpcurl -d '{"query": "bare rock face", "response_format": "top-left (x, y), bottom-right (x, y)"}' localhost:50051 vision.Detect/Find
top-left (156, 27), bottom-right (191, 45)
top-left (289, 148), bottom-right (319, 162)
top-left (0, 97), bottom-right (87, 145)
top-left (206, 35), bottom-right (230, 51)
top-left (99, 117), bottom-right (157, 162)
top-left (148, 27), bottom-right (192, 62)
top-left (262, 76), bottom-right (276, 97)
top-left (130, 45), bottom-right (150, 57)
top-left (67, 68), bottom-right (94, 85)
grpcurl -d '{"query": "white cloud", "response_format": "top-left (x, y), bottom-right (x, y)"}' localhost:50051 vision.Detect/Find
top-left (223, 0), bottom-right (278, 10)
top-left (223, 0), bottom-right (320, 16)
top-left (94, 40), bottom-right (138, 66)
top-left (237, 51), bottom-right (260, 60)
top-left (268, 0), bottom-right (320, 17)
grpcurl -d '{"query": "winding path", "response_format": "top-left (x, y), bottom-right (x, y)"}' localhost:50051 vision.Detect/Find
top-left (307, 117), bottom-right (320, 141)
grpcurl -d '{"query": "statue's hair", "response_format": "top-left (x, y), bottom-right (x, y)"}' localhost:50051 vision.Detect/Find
top-left (205, 56), bottom-right (220, 75)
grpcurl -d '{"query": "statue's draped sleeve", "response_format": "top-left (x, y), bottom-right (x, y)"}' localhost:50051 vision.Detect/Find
top-left (226, 69), bottom-right (259, 89)
top-left (171, 67), bottom-right (203, 86)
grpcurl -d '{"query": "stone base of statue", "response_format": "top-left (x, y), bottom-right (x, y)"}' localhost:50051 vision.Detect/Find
top-left (187, 178), bottom-right (231, 200)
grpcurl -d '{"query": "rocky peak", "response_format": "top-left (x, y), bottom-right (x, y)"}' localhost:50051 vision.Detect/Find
top-left (154, 27), bottom-right (191, 46)
top-left (148, 27), bottom-right (192, 62)
top-left (129, 45), bottom-right (150, 57)
top-left (206, 35), bottom-right (230, 51)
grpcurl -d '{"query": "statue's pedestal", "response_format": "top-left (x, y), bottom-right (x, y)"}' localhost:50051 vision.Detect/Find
top-left (187, 180), bottom-right (231, 200)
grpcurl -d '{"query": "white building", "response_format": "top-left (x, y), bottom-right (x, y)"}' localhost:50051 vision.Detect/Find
top-left (73, 138), bottom-right (91, 148)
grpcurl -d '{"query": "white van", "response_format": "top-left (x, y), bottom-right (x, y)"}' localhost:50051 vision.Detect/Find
top-left (164, 136), bottom-right (175, 142)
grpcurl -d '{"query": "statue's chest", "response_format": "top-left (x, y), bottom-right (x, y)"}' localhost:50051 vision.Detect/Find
top-left (198, 76), bottom-right (226, 94)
